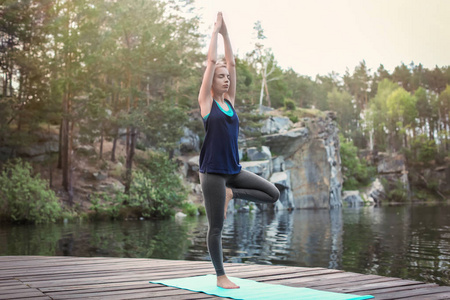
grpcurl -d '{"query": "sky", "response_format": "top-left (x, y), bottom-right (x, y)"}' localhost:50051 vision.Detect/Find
top-left (192, 0), bottom-right (450, 78)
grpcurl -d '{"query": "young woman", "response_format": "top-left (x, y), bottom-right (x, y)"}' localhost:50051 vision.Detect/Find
top-left (198, 12), bottom-right (280, 289)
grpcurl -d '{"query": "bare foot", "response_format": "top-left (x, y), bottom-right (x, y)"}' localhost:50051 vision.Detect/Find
top-left (224, 188), bottom-right (233, 219)
top-left (217, 275), bottom-right (240, 289)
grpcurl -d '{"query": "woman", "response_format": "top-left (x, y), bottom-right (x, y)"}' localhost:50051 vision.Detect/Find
top-left (198, 12), bottom-right (280, 289)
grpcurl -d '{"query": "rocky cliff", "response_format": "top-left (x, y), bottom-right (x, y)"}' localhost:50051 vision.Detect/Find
top-left (262, 111), bottom-right (342, 209)
top-left (181, 108), bottom-right (343, 210)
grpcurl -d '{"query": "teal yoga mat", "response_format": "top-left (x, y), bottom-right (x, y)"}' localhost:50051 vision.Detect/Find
top-left (149, 274), bottom-right (374, 300)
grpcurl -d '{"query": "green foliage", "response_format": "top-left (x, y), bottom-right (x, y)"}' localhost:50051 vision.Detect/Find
top-left (0, 159), bottom-right (61, 223)
top-left (182, 202), bottom-right (199, 217)
top-left (327, 87), bottom-right (356, 136)
top-left (340, 135), bottom-right (375, 190)
top-left (139, 100), bottom-right (188, 153)
top-left (286, 112), bottom-right (299, 123)
top-left (381, 178), bottom-right (409, 202)
top-left (130, 151), bottom-right (187, 219)
top-left (89, 191), bottom-right (127, 220)
top-left (406, 134), bottom-right (437, 165)
top-left (284, 98), bottom-right (296, 110)
top-left (197, 205), bottom-right (206, 216)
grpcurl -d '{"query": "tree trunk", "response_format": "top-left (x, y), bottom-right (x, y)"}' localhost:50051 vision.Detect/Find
top-left (99, 126), bottom-right (104, 160)
top-left (57, 121), bottom-right (62, 169)
top-left (124, 126), bottom-right (136, 194)
top-left (61, 93), bottom-right (69, 190)
top-left (264, 76), bottom-right (271, 107)
top-left (258, 76), bottom-right (265, 113)
top-left (111, 132), bottom-right (117, 162)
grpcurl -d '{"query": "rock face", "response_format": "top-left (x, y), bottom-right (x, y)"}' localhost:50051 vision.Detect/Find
top-left (264, 112), bottom-right (342, 209)
top-left (342, 191), bottom-right (365, 206)
top-left (377, 152), bottom-right (410, 196)
top-left (361, 178), bottom-right (385, 204)
top-left (261, 116), bottom-right (293, 135)
top-left (184, 110), bottom-right (343, 210)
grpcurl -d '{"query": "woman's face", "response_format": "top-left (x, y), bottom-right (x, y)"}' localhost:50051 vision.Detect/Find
top-left (212, 66), bottom-right (230, 94)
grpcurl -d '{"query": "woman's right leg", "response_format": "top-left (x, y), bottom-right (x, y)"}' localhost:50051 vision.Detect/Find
top-left (199, 172), bottom-right (227, 276)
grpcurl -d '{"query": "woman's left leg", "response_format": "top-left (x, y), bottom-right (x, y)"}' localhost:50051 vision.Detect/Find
top-left (227, 170), bottom-right (280, 204)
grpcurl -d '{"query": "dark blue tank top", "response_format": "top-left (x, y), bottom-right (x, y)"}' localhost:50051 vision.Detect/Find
top-left (199, 99), bottom-right (241, 174)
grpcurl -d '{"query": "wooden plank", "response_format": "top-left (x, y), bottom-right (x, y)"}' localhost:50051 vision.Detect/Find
top-left (0, 286), bottom-right (38, 294)
top-left (374, 286), bottom-right (450, 299)
top-left (406, 292), bottom-right (450, 300)
top-left (0, 257), bottom-right (190, 273)
top-left (9, 263), bottom-right (220, 281)
top-left (1, 256), bottom-right (450, 300)
top-left (8, 297), bottom-right (51, 300)
top-left (247, 268), bottom-right (342, 282)
top-left (49, 286), bottom-right (203, 299)
top-left (0, 290), bottom-right (49, 300)
top-left (37, 267), bottom-right (294, 292)
top-left (329, 279), bottom-right (428, 293)
top-left (24, 265), bottom-right (257, 288)
top-left (0, 280), bottom-right (23, 288)
top-left (355, 283), bottom-right (438, 295)
top-left (37, 265), bottom-right (296, 295)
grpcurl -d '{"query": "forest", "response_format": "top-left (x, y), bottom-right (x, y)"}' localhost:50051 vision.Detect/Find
top-left (1, 0), bottom-right (450, 222)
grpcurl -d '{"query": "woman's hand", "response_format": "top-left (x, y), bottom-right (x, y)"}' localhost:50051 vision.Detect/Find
top-left (213, 12), bottom-right (223, 33)
top-left (219, 14), bottom-right (229, 37)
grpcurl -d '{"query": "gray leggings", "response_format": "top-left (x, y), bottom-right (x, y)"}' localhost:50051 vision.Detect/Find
top-left (199, 170), bottom-right (280, 276)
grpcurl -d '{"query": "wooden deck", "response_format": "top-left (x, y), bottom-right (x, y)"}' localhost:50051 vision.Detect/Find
top-left (0, 256), bottom-right (449, 300)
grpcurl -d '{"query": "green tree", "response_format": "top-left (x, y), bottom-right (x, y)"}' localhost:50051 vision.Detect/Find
top-left (340, 135), bottom-right (374, 190)
top-left (414, 87), bottom-right (434, 139)
top-left (369, 64), bottom-right (391, 98)
top-left (392, 62), bottom-right (411, 91)
top-left (437, 85), bottom-right (450, 150)
top-left (386, 88), bottom-right (417, 150)
top-left (343, 60), bottom-right (371, 112)
top-left (366, 79), bottom-right (400, 152)
top-left (327, 87), bottom-right (356, 136)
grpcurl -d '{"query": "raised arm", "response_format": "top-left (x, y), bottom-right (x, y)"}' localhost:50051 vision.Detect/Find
top-left (198, 13), bottom-right (222, 118)
top-left (220, 17), bottom-right (236, 106)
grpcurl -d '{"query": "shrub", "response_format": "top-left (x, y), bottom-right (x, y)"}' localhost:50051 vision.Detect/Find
top-left (182, 202), bottom-right (199, 217)
top-left (89, 191), bottom-right (126, 220)
top-left (130, 151), bottom-right (187, 218)
top-left (286, 112), bottom-right (299, 123)
top-left (408, 134), bottom-right (437, 165)
top-left (381, 178), bottom-right (409, 202)
top-left (0, 159), bottom-right (61, 223)
top-left (284, 99), bottom-right (296, 111)
top-left (340, 135), bottom-right (375, 190)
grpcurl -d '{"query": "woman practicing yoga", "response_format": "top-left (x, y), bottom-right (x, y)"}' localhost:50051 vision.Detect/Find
top-left (198, 12), bottom-right (280, 289)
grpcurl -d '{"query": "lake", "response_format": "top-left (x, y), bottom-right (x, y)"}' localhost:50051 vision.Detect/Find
top-left (1, 204), bottom-right (449, 286)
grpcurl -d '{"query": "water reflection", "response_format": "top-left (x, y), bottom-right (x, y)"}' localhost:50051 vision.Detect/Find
top-left (0, 204), bottom-right (449, 286)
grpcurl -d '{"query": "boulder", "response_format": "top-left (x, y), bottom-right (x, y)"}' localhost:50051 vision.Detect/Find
top-left (17, 141), bottom-right (59, 158)
top-left (264, 127), bottom-right (309, 159)
top-left (343, 191), bottom-right (365, 206)
top-left (272, 156), bottom-right (285, 173)
top-left (92, 171), bottom-right (107, 181)
top-left (377, 153), bottom-right (406, 174)
top-left (270, 171), bottom-right (294, 210)
top-left (188, 155), bottom-right (200, 172)
top-left (179, 127), bottom-right (200, 153)
top-left (246, 146), bottom-right (272, 161)
top-left (261, 116), bottom-right (293, 134)
top-left (240, 160), bottom-right (271, 180)
top-left (362, 178), bottom-right (385, 204)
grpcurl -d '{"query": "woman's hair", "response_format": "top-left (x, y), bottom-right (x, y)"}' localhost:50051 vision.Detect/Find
top-left (215, 58), bottom-right (227, 70)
